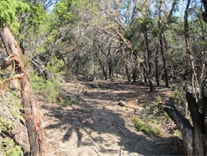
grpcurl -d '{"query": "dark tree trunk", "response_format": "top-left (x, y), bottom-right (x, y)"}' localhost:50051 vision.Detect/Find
top-left (158, 0), bottom-right (169, 88)
top-left (0, 27), bottom-right (45, 156)
top-left (142, 63), bottom-right (154, 91)
top-left (155, 45), bottom-right (160, 86)
top-left (132, 67), bottom-right (137, 83)
top-left (132, 51), bottom-right (138, 83)
top-left (107, 49), bottom-right (113, 80)
top-left (108, 59), bottom-right (113, 80)
top-left (95, 52), bottom-right (107, 80)
top-left (143, 69), bottom-right (147, 85)
top-left (125, 61), bottom-right (131, 82)
top-left (101, 64), bottom-right (108, 80)
top-left (163, 99), bottom-right (193, 155)
top-left (201, 0), bottom-right (207, 23)
top-left (143, 28), bottom-right (152, 76)
top-left (121, 47), bottom-right (131, 82)
top-left (163, 82), bottom-right (207, 155)
top-left (160, 38), bottom-right (169, 87)
top-left (74, 54), bottom-right (80, 76)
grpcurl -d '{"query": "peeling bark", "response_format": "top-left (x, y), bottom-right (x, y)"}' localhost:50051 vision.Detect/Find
top-left (0, 27), bottom-right (45, 156)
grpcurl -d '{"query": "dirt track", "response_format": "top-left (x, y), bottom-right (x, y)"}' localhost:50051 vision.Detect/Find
top-left (42, 80), bottom-right (182, 156)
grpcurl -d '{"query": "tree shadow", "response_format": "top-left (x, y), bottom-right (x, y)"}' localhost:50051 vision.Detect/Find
top-left (43, 81), bottom-right (184, 155)
top-left (85, 80), bottom-right (146, 91)
top-left (83, 80), bottom-right (166, 105)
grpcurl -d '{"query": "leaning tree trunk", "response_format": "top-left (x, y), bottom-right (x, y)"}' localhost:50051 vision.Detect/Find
top-left (0, 27), bottom-right (45, 156)
top-left (163, 82), bottom-right (207, 155)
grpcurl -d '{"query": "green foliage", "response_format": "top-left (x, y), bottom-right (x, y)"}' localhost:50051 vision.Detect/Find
top-left (131, 116), bottom-right (161, 136)
top-left (30, 3), bottom-right (47, 31)
top-left (44, 79), bottom-right (61, 102)
top-left (46, 29), bottom-right (58, 44)
top-left (53, 0), bottom-right (73, 24)
top-left (0, 135), bottom-right (23, 156)
top-left (170, 87), bottom-right (186, 116)
top-left (0, 90), bottom-right (24, 155)
top-left (59, 96), bottom-right (79, 106)
top-left (152, 28), bottom-right (160, 37)
top-left (31, 71), bottom-right (61, 102)
top-left (143, 88), bottom-right (186, 137)
top-left (124, 27), bottom-right (134, 40)
top-left (0, 118), bottom-right (14, 134)
top-left (4, 146), bottom-right (23, 156)
top-left (46, 56), bottom-right (65, 75)
top-left (138, 17), bottom-right (153, 29)
top-left (0, 0), bottom-right (29, 33)
top-left (31, 56), bottom-right (65, 102)
top-left (167, 16), bottom-right (180, 25)
top-left (145, 104), bottom-right (172, 127)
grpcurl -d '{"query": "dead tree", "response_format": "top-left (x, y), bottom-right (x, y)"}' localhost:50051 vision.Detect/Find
top-left (163, 82), bottom-right (207, 155)
top-left (0, 27), bottom-right (45, 156)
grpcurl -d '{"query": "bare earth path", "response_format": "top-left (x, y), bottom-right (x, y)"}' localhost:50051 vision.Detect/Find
top-left (42, 80), bottom-right (181, 156)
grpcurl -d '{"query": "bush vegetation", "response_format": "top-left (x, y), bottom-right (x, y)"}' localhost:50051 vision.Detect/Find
top-left (0, 88), bottom-right (24, 155)
top-left (131, 116), bottom-right (161, 136)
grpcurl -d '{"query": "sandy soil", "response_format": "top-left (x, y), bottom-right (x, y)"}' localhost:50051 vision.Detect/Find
top-left (41, 80), bottom-right (183, 156)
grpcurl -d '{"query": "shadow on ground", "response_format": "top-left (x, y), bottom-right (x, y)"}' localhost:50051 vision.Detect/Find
top-left (43, 80), bottom-right (184, 156)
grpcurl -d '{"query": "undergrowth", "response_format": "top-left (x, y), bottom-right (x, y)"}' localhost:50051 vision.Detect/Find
top-left (31, 56), bottom-right (64, 103)
top-left (132, 86), bottom-right (186, 138)
top-left (0, 89), bottom-right (24, 155)
top-left (31, 72), bottom-right (61, 102)
top-left (0, 133), bottom-right (23, 156)
top-left (131, 116), bottom-right (161, 136)
top-left (58, 96), bottom-right (79, 106)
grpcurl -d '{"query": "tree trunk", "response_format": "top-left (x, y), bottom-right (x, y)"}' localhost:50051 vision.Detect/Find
top-left (158, 0), bottom-right (169, 88)
top-left (121, 47), bottom-right (131, 82)
top-left (132, 51), bottom-right (138, 83)
top-left (141, 26), bottom-right (154, 90)
top-left (184, 0), bottom-right (200, 101)
top-left (143, 28), bottom-right (152, 76)
top-left (142, 63), bottom-right (154, 91)
top-left (201, 0), bottom-right (207, 23)
top-left (155, 45), bottom-right (160, 86)
top-left (95, 52), bottom-right (107, 80)
top-left (107, 48), bottom-right (113, 80)
top-left (163, 82), bottom-right (207, 155)
top-left (0, 27), bottom-right (45, 156)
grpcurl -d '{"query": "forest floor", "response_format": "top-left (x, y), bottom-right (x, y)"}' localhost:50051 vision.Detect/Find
top-left (40, 80), bottom-right (184, 156)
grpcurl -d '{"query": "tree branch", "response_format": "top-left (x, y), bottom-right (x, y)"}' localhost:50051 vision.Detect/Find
top-left (163, 99), bottom-right (192, 132)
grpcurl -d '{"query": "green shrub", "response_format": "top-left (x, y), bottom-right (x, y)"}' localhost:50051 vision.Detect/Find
top-left (0, 91), bottom-right (24, 156)
top-left (31, 71), bottom-right (61, 102)
top-left (31, 56), bottom-right (65, 103)
top-left (1, 136), bottom-right (23, 156)
top-left (4, 145), bottom-right (23, 156)
top-left (131, 116), bottom-right (161, 136)
top-left (59, 96), bottom-right (79, 106)
top-left (0, 118), bottom-right (14, 133)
